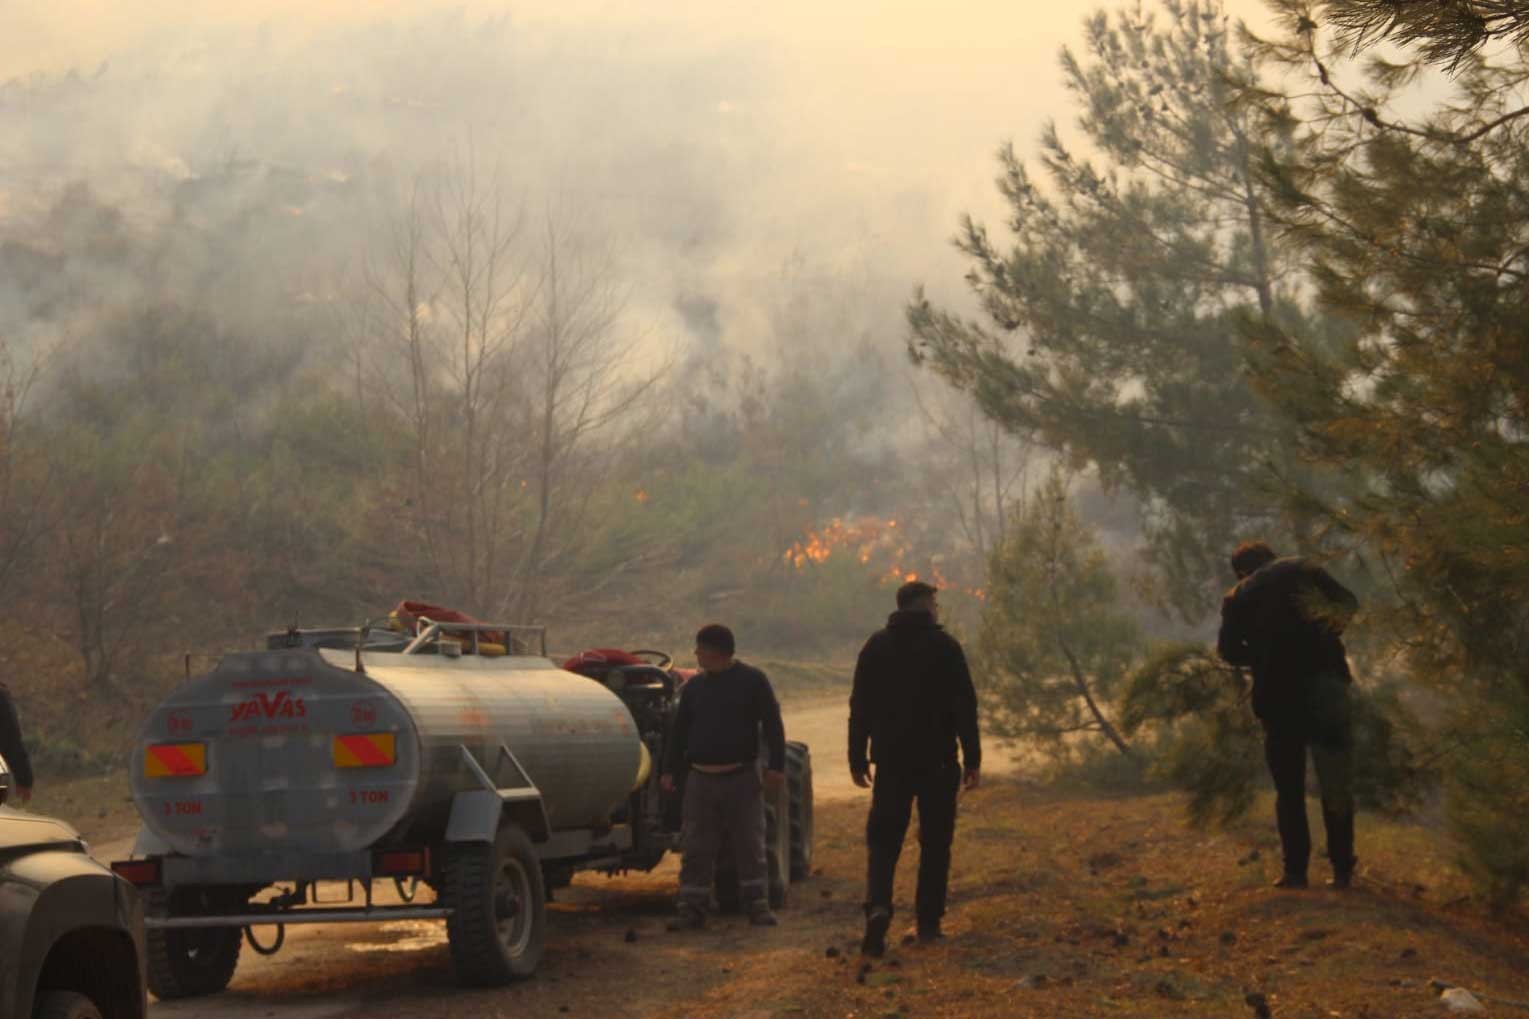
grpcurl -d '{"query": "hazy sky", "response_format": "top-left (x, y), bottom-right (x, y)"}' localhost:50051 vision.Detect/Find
top-left (0, 0), bottom-right (1276, 354)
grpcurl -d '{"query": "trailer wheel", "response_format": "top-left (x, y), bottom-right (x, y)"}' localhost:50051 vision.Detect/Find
top-left (786, 741), bottom-right (814, 881)
top-left (144, 889), bottom-right (243, 1000)
top-left (445, 821), bottom-right (546, 986)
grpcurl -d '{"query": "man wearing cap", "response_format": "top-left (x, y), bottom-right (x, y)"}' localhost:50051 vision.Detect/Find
top-left (661, 623), bottom-right (786, 929)
top-left (849, 580), bottom-right (981, 957)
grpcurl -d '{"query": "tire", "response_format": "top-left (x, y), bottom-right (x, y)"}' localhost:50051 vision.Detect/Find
top-left (713, 784), bottom-right (790, 911)
top-left (786, 741), bottom-right (814, 881)
top-left (33, 990), bottom-right (103, 1019)
top-left (144, 888), bottom-right (243, 1000)
top-left (765, 786), bottom-right (790, 910)
top-left (444, 822), bottom-right (546, 986)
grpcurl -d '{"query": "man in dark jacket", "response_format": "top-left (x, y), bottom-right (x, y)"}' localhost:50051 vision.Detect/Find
top-left (661, 623), bottom-right (786, 929)
top-left (1217, 541), bottom-right (1359, 889)
top-left (0, 683), bottom-right (34, 805)
top-left (849, 580), bottom-right (980, 956)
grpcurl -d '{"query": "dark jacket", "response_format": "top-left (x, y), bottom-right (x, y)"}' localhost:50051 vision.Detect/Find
top-left (664, 661), bottom-right (786, 774)
top-left (848, 609), bottom-right (981, 774)
top-left (0, 685), bottom-right (33, 790)
top-left (1217, 557), bottom-right (1358, 727)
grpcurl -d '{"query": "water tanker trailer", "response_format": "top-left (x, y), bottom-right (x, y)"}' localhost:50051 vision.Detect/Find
top-left (110, 617), bottom-right (813, 999)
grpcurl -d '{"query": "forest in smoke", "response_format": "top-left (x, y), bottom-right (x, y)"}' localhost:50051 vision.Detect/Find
top-left (0, 9), bottom-right (1040, 774)
top-left (5, 0), bottom-right (1529, 907)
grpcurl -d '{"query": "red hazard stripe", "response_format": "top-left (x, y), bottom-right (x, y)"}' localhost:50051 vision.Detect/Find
top-left (337, 734), bottom-right (392, 767)
top-left (150, 744), bottom-right (202, 776)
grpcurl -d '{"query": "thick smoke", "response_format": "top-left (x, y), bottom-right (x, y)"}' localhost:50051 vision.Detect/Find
top-left (0, 11), bottom-right (796, 380)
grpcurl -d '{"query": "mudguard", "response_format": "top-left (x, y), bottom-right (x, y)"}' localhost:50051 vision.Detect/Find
top-left (1, 852), bottom-right (145, 1019)
top-left (445, 789), bottom-right (550, 844)
top-left (130, 826), bottom-right (174, 858)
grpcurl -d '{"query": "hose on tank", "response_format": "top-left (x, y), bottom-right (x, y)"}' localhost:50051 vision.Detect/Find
top-left (244, 924), bottom-right (286, 956)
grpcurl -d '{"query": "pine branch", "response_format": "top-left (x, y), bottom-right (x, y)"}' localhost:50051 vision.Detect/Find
top-left (1323, 0), bottom-right (1529, 72)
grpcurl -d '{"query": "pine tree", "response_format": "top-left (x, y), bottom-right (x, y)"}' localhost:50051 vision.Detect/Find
top-left (1322, 1), bottom-right (1529, 70)
top-left (1245, 1), bottom-right (1529, 905)
top-left (908, 0), bottom-right (1345, 622)
top-left (1121, 642), bottom-right (1432, 826)
top-left (978, 469), bottom-right (1141, 758)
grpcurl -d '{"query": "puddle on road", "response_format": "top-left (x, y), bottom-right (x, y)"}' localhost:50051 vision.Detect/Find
top-left (343, 919), bottom-right (447, 954)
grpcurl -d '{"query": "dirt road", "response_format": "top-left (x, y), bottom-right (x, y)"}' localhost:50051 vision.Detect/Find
top-left (81, 694), bottom-right (1529, 1019)
top-left (101, 693), bottom-right (1020, 1018)
top-left (780, 691), bottom-right (1024, 802)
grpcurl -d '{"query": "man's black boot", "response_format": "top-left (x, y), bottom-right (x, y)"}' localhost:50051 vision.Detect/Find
top-left (1326, 856), bottom-right (1356, 889)
top-left (1272, 872), bottom-right (1308, 890)
top-left (916, 923), bottom-right (945, 944)
top-left (861, 907), bottom-right (892, 958)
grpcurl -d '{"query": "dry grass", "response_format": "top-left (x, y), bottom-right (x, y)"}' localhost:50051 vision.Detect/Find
top-left (29, 769), bottom-right (143, 847)
top-left (673, 779), bottom-right (1529, 1019)
top-left (31, 766), bottom-right (1529, 1018)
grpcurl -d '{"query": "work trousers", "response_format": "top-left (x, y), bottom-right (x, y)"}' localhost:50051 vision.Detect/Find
top-left (677, 768), bottom-right (767, 914)
top-left (1263, 720), bottom-right (1356, 878)
top-left (864, 760), bottom-right (961, 928)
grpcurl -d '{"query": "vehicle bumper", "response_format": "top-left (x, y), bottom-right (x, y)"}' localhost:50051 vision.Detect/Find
top-left (159, 848), bottom-right (375, 886)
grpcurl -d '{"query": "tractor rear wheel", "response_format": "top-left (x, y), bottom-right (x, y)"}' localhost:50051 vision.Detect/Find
top-left (766, 784), bottom-right (790, 909)
top-left (786, 741), bottom-right (814, 881)
top-left (714, 782), bottom-right (790, 911)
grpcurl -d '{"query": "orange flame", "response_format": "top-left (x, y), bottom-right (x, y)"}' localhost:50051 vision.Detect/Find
top-left (784, 517), bottom-right (910, 571)
top-left (783, 519), bottom-right (987, 601)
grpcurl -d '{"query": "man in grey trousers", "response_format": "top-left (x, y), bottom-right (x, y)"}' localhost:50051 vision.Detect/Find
top-left (660, 623), bottom-right (787, 929)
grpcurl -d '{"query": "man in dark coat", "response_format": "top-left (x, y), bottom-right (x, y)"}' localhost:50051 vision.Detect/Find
top-left (849, 580), bottom-right (981, 956)
top-left (1217, 541), bottom-right (1359, 889)
top-left (661, 623), bottom-right (786, 929)
top-left (0, 683), bottom-right (34, 805)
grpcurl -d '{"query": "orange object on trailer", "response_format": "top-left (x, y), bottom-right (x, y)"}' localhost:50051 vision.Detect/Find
top-left (561, 647), bottom-right (644, 672)
top-left (388, 600), bottom-right (506, 650)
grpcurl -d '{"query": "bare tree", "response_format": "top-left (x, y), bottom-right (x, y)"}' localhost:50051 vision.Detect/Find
top-left (45, 411), bottom-right (181, 691)
top-left (361, 165), bottom-right (657, 620)
top-left (0, 336), bottom-right (53, 599)
top-left (0, 330), bottom-right (177, 691)
top-left (59, 479), bottom-right (175, 688)
top-left (909, 375), bottom-right (1031, 570)
top-left (360, 158), bottom-right (537, 611)
top-left (424, 158), bottom-right (537, 610)
top-left (504, 206), bottom-right (661, 621)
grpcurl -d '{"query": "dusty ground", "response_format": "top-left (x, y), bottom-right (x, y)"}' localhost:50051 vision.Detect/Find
top-left (71, 693), bottom-right (1022, 1018)
top-left (43, 694), bottom-right (1529, 1018)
